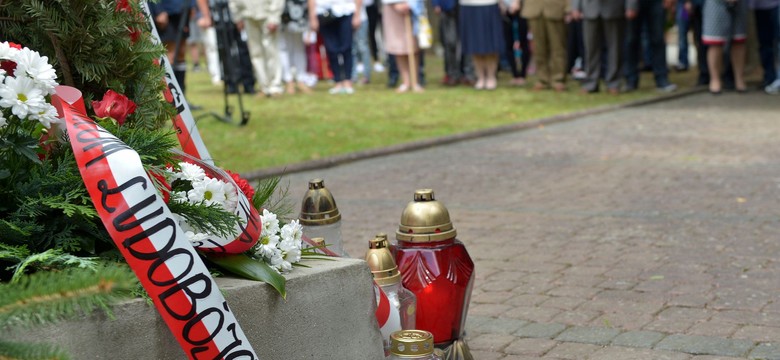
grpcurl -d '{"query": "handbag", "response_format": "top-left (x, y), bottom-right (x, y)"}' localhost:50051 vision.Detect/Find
top-left (317, 9), bottom-right (339, 26)
top-left (417, 14), bottom-right (432, 49)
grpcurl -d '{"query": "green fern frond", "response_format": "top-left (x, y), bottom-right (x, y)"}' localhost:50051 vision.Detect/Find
top-left (252, 177), bottom-right (293, 219)
top-left (10, 248), bottom-right (100, 283)
top-left (0, 338), bottom-right (69, 360)
top-left (0, 264), bottom-right (136, 328)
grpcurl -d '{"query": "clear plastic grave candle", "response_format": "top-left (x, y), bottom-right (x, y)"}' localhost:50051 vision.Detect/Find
top-left (366, 233), bottom-right (416, 355)
top-left (299, 179), bottom-right (348, 257)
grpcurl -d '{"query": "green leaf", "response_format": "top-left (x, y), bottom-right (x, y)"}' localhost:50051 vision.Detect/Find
top-left (205, 254), bottom-right (286, 299)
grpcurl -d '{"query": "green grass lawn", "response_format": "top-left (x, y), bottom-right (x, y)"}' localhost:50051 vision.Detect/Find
top-left (185, 54), bottom-right (696, 173)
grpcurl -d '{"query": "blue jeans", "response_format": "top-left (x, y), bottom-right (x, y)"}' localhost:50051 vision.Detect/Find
top-left (351, 20), bottom-right (371, 81)
top-left (677, 2), bottom-right (691, 67)
top-left (320, 15), bottom-right (354, 82)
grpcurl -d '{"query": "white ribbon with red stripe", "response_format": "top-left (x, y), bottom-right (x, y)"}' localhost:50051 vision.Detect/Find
top-left (53, 86), bottom-right (258, 359)
top-left (141, 2), bottom-right (213, 165)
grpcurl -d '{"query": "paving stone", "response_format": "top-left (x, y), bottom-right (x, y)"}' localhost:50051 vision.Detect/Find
top-left (590, 346), bottom-right (691, 360)
top-left (554, 326), bottom-right (621, 346)
top-left (690, 356), bottom-right (743, 360)
top-left (468, 333), bottom-right (516, 352)
top-left (733, 325), bottom-right (780, 343)
top-left (469, 350), bottom-right (505, 360)
top-left (504, 338), bottom-right (558, 356)
top-left (748, 342), bottom-right (780, 360)
top-left (469, 303), bottom-right (514, 317)
top-left (592, 313), bottom-right (654, 331)
top-left (546, 285), bottom-right (602, 299)
top-left (505, 294), bottom-right (551, 307)
top-left (551, 310), bottom-right (601, 326)
top-left (597, 278), bottom-right (637, 291)
top-left (515, 323), bottom-right (568, 339)
top-left (611, 330), bottom-right (666, 348)
top-left (504, 306), bottom-right (562, 323)
top-left (469, 317), bottom-right (529, 335)
top-left (542, 342), bottom-right (602, 359)
top-left (655, 334), bottom-right (754, 357)
top-left (540, 296), bottom-right (587, 311)
top-left (687, 320), bottom-right (739, 338)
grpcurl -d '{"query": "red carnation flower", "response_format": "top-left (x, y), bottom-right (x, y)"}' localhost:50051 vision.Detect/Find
top-left (91, 90), bottom-right (137, 125)
top-left (227, 170), bottom-right (255, 200)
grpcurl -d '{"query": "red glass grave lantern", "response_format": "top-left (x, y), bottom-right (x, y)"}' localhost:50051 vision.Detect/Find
top-left (394, 189), bottom-right (474, 359)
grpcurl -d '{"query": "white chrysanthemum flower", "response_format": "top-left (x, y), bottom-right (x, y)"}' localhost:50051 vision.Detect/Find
top-left (0, 76), bottom-right (46, 119)
top-left (280, 219), bottom-right (303, 243)
top-left (26, 102), bottom-right (59, 128)
top-left (267, 247), bottom-right (286, 273)
top-left (188, 177), bottom-right (230, 208)
top-left (281, 240), bottom-right (302, 265)
top-left (177, 162), bottom-right (206, 182)
top-left (14, 48), bottom-right (57, 94)
top-left (0, 111), bottom-right (6, 128)
top-left (223, 182), bottom-right (238, 211)
top-left (0, 42), bottom-right (20, 61)
top-left (260, 209), bottom-right (280, 237)
top-left (256, 233), bottom-right (280, 258)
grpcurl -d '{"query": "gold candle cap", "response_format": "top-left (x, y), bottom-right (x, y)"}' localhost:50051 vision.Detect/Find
top-left (396, 189), bottom-right (457, 243)
top-left (365, 233), bottom-right (401, 286)
top-left (299, 179), bottom-right (342, 226)
top-left (390, 330), bottom-right (435, 356)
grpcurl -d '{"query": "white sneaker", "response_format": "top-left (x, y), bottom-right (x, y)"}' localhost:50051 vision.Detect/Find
top-left (765, 79), bottom-right (780, 95)
top-left (355, 63), bottom-right (365, 74)
top-left (373, 62), bottom-right (385, 73)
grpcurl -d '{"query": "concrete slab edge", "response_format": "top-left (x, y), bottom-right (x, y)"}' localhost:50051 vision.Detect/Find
top-left (241, 87), bottom-right (704, 181)
top-left (468, 316), bottom-right (779, 359)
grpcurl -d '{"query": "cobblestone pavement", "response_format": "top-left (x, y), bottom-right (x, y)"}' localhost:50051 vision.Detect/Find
top-left (280, 92), bottom-right (780, 359)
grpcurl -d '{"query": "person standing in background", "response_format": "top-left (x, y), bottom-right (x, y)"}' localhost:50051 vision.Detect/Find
top-left (624, 0), bottom-right (677, 92)
top-left (749, 0), bottom-right (779, 93)
top-left (521, 0), bottom-right (569, 91)
top-left (230, 0), bottom-right (285, 97)
top-left (701, 0), bottom-right (748, 94)
top-left (279, 0), bottom-right (314, 94)
top-left (460, 0), bottom-right (504, 90)
top-left (310, 0), bottom-right (362, 94)
top-left (382, 0), bottom-right (425, 92)
top-left (365, 0), bottom-right (386, 72)
top-left (571, 0), bottom-right (637, 94)
top-left (434, 0), bottom-right (468, 85)
top-left (683, 0), bottom-right (710, 86)
top-left (676, 0), bottom-right (692, 71)
top-left (150, 0), bottom-right (212, 94)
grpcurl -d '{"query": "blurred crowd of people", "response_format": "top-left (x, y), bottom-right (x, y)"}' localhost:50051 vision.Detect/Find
top-left (150, 0), bottom-right (780, 96)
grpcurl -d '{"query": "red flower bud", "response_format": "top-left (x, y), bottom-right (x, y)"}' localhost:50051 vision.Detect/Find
top-left (91, 90), bottom-right (137, 125)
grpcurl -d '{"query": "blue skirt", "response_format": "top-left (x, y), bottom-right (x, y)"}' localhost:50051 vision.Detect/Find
top-left (459, 4), bottom-right (504, 55)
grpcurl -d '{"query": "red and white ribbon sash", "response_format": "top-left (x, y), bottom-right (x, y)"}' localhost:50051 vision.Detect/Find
top-left (53, 86), bottom-right (258, 360)
top-left (141, 2), bottom-right (213, 165)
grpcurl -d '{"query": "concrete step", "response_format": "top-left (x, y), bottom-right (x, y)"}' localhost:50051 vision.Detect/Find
top-left (12, 258), bottom-right (385, 359)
